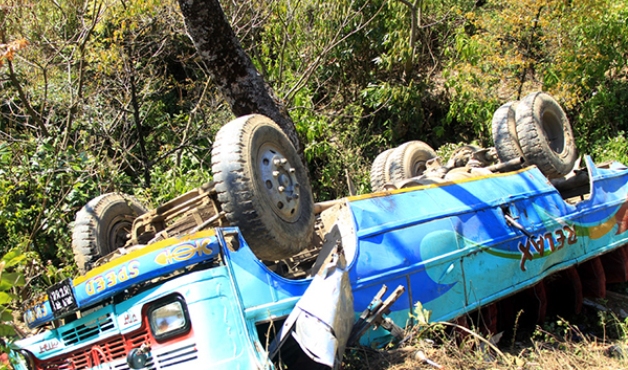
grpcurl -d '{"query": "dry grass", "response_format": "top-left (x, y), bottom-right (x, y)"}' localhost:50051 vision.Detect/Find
top-left (343, 299), bottom-right (628, 370)
top-left (344, 328), bottom-right (628, 370)
top-left (346, 340), bottom-right (626, 369)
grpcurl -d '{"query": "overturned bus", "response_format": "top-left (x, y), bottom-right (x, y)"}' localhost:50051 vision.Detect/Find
top-left (12, 92), bottom-right (628, 369)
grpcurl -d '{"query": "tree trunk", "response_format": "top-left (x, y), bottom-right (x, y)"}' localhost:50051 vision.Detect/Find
top-left (177, 0), bottom-right (302, 155)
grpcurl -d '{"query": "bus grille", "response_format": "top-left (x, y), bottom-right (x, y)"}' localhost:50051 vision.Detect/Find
top-left (37, 326), bottom-right (197, 370)
top-left (60, 314), bottom-right (116, 346)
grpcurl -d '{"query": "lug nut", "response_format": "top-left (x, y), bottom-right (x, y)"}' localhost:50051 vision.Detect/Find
top-left (278, 186), bottom-right (285, 193)
top-left (272, 171), bottom-right (280, 177)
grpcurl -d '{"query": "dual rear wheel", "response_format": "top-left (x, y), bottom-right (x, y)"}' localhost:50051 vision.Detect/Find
top-left (370, 141), bottom-right (437, 192)
top-left (492, 92), bottom-right (577, 178)
top-left (370, 91), bottom-right (578, 191)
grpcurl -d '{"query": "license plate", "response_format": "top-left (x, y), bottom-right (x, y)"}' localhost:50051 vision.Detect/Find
top-left (47, 279), bottom-right (78, 317)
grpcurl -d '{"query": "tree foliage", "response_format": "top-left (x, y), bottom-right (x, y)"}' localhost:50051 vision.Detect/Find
top-left (0, 0), bottom-right (626, 308)
top-left (0, 0), bottom-right (220, 262)
top-left (445, 0), bottom-right (628, 146)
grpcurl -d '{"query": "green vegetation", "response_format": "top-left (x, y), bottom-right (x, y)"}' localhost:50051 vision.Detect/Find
top-left (0, 0), bottom-right (626, 337)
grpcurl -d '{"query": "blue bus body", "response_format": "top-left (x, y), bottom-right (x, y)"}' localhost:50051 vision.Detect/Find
top-left (14, 156), bottom-right (628, 369)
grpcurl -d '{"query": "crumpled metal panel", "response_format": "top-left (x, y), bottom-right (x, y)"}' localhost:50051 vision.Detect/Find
top-left (271, 248), bottom-right (353, 369)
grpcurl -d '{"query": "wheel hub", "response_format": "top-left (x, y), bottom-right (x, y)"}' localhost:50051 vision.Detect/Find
top-left (412, 160), bottom-right (427, 176)
top-left (258, 145), bottom-right (300, 221)
top-left (109, 218), bottom-right (132, 249)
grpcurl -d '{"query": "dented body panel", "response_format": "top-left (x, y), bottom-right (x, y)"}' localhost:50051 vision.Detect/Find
top-left (348, 157), bottom-right (628, 333)
top-left (14, 157), bottom-right (628, 369)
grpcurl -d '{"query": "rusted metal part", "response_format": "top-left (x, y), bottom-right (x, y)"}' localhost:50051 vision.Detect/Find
top-left (127, 182), bottom-right (221, 246)
top-left (578, 257), bottom-right (607, 298)
top-left (545, 267), bottom-right (583, 317)
top-left (494, 267), bottom-right (585, 335)
top-left (530, 282), bottom-right (548, 326)
top-left (502, 283), bottom-right (547, 328)
top-left (453, 316), bottom-right (470, 339)
top-left (600, 247), bottom-right (628, 283)
top-left (348, 285), bottom-right (406, 346)
top-left (462, 303), bottom-right (498, 335)
top-left (474, 261), bottom-right (610, 336)
top-left (495, 299), bottom-right (513, 334)
top-left (566, 267), bottom-right (584, 315)
top-left (480, 304), bottom-right (498, 335)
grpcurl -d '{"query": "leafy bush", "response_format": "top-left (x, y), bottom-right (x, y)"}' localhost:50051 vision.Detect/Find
top-left (444, 0), bottom-right (628, 150)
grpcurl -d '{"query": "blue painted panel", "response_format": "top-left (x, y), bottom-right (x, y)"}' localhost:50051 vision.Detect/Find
top-left (222, 229), bottom-right (311, 317)
top-left (351, 218), bottom-right (464, 315)
top-left (347, 162), bottom-right (628, 323)
top-left (23, 231), bottom-right (222, 329)
top-left (23, 267), bottom-right (267, 368)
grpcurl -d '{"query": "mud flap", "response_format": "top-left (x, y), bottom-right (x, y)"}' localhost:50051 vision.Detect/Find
top-left (269, 247), bottom-right (353, 369)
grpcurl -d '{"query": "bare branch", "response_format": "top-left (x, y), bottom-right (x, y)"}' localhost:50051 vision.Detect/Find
top-left (5, 59), bottom-right (49, 136)
top-left (284, 0), bottom-right (385, 102)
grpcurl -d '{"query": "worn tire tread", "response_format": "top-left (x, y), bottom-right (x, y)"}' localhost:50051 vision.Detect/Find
top-left (370, 149), bottom-right (394, 192)
top-left (492, 101), bottom-right (524, 163)
top-left (388, 141), bottom-right (437, 183)
top-left (515, 92), bottom-right (577, 178)
top-left (211, 114), bottom-right (315, 261)
top-left (72, 193), bottom-right (146, 274)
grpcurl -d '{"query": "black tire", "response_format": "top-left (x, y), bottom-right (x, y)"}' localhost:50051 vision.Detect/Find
top-left (515, 92), bottom-right (577, 178)
top-left (492, 101), bottom-right (525, 163)
top-left (211, 114), bottom-right (315, 261)
top-left (387, 141), bottom-right (437, 183)
top-left (370, 148), bottom-right (394, 192)
top-left (72, 193), bottom-right (147, 274)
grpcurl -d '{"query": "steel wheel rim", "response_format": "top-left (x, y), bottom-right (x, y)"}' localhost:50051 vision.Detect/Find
top-left (257, 142), bottom-right (301, 222)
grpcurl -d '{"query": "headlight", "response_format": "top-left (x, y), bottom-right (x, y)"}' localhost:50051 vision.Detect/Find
top-left (148, 295), bottom-right (190, 342)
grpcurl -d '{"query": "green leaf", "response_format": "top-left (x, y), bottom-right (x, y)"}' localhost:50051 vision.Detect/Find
top-left (2, 252), bottom-right (26, 268)
top-left (0, 323), bottom-right (15, 337)
top-left (0, 293), bottom-right (11, 305)
top-left (0, 309), bottom-right (12, 322)
top-left (0, 273), bottom-right (24, 288)
top-left (414, 301), bottom-right (431, 325)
